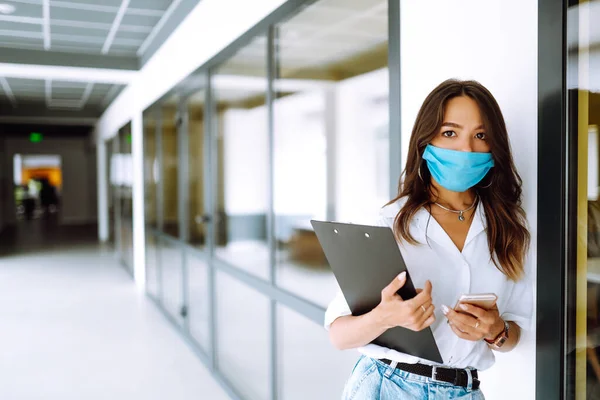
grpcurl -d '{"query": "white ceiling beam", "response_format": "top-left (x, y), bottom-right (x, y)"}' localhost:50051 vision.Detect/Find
top-left (128, 8), bottom-right (164, 17)
top-left (79, 83), bottom-right (95, 109)
top-left (42, 0), bottom-right (51, 50)
top-left (48, 100), bottom-right (82, 109)
top-left (0, 29), bottom-right (41, 39)
top-left (52, 81), bottom-right (89, 89)
top-left (120, 25), bottom-right (154, 33)
top-left (44, 1), bottom-right (162, 17)
top-left (0, 63), bottom-right (137, 84)
top-left (50, 19), bottom-right (151, 33)
top-left (53, 33), bottom-right (142, 46)
top-left (103, 0), bottom-right (130, 54)
top-left (0, 15), bottom-right (41, 24)
top-left (137, 0), bottom-right (182, 56)
top-left (48, 1), bottom-right (120, 13)
top-left (5, 0), bottom-right (45, 3)
top-left (45, 79), bottom-right (52, 107)
top-left (101, 85), bottom-right (121, 108)
top-left (0, 77), bottom-right (17, 107)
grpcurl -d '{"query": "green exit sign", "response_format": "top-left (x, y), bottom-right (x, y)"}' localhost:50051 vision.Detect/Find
top-left (30, 132), bottom-right (43, 143)
top-left (127, 134), bottom-right (132, 144)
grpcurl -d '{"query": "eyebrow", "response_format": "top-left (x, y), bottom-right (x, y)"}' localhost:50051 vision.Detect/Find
top-left (441, 122), bottom-right (485, 130)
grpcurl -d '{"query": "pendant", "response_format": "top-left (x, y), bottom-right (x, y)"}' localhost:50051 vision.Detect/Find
top-left (458, 211), bottom-right (465, 221)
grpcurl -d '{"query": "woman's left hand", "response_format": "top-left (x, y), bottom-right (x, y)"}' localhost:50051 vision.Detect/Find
top-left (442, 303), bottom-right (505, 342)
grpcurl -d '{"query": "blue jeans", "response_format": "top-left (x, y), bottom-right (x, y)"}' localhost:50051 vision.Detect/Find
top-left (342, 356), bottom-right (485, 400)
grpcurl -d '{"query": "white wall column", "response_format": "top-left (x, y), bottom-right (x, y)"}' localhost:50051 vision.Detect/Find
top-left (97, 136), bottom-right (109, 242)
top-left (131, 111), bottom-right (146, 290)
top-left (325, 87), bottom-right (337, 222)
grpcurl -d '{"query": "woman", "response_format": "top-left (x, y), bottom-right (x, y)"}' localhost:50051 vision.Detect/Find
top-left (325, 79), bottom-right (532, 399)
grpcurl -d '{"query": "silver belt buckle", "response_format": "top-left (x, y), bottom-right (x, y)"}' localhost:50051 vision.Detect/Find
top-left (431, 366), bottom-right (442, 382)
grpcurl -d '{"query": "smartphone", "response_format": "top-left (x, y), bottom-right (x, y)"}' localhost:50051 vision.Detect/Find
top-left (454, 293), bottom-right (498, 311)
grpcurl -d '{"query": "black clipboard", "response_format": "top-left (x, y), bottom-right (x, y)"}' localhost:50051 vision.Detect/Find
top-left (311, 219), bottom-right (443, 364)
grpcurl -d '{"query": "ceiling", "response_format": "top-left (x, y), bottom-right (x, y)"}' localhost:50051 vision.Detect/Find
top-left (0, 0), bottom-right (201, 123)
top-left (0, 0), bottom-right (200, 60)
top-left (225, 0), bottom-right (388, 79)
top-left (151, 0), bottom-right (387, 111)
top-left (197, 0), bottom-right (387, 108)
top-left (1, 77), bottom-right (126, 112)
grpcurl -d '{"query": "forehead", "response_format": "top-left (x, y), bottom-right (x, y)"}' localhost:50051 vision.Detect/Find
top-left (443, 96), bottom-right (483, 124)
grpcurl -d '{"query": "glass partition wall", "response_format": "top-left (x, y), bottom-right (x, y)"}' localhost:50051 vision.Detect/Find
top-left (566, 0), bottom-right (600, 398)
top-left (111, 122), bottom-right (134, 276)
top-left (142, 1), bottom-right (392, 397)
top-left (144, 109), bottom-right (160, 300)
top-left (272, 0), bottom-right (390, 308)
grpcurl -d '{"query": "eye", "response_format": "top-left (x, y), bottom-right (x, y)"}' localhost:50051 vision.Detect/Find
top-left (475, 132), bottom-right (487, 140)
top-left (442, 130), bottom-right (456, 138)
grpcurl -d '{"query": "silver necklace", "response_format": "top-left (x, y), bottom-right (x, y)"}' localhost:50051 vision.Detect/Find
top-left (433, 195), bottom-right (478, 222)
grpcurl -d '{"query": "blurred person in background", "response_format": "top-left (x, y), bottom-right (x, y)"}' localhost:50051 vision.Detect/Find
top-left (39, 178), bottom-right (59, 217)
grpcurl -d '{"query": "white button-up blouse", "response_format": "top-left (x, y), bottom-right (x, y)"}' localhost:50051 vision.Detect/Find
top-left (324, 197), bottom-right (533, 371)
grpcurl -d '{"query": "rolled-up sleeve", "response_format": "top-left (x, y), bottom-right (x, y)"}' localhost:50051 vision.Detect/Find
top-left (324, 290), bottom-right (352, 330)
top-left (500, 275), bottom-right (534, 331)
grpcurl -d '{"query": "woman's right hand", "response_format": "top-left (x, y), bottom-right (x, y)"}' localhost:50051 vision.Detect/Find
top-left (372, 271), bottom-right (435, 332)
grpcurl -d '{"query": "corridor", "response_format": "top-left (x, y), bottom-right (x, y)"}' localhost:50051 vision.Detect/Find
top-left (0, 223), bottom-right (229, 400)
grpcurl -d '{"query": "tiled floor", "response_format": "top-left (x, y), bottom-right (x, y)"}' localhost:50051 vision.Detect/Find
top-left (0, 221), bottom-right (230, 400)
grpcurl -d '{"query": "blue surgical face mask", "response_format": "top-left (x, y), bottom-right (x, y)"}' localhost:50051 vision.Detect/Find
top-left (422, 144), bottom-right (494, 192)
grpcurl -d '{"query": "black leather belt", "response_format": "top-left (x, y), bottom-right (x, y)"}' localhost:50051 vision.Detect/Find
top-left (381, 359), bottom-right (480, 390)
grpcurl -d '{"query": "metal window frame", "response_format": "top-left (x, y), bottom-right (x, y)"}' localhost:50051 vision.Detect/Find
top-left (388, 0), bottom-right (401, 198)
top-left (112, 135), bottom-right (123, 265)
top-left (537, 0), bottom-right (569, 399)
top-left (143, 111), bottom-right (160, 297)
top-left (205, 69), bottom-right (219, 371)
top-left (266, 23), bottom-right (279, 400)
top-left (156, 107), bottom-right (165, 234)
top-left (178, 96), bottom-right (191, 331)
top-left (155, 108), bottom-right (165, 303)
top-left (151, 228), bottom-right (325, 324)
top-left (122, 122), bottom-right (135, 275)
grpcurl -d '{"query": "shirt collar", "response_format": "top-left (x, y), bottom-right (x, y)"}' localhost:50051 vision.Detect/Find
top-left (384, 198), bottom-right (487, 253)
top-left (463, 201), bottom-right (486, 248)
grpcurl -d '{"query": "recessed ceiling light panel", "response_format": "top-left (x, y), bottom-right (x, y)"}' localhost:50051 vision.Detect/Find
top-left (0, 3), bottom-right (16, 14)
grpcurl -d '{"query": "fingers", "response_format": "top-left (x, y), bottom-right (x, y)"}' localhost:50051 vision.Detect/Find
top-left (458, 304), bottom-right (500, 330)
top-left (414, 303), bottom-right (435, 328)
top-left (417, 315), bottom-right (436, 331)
top-left (444, 305), bottom-right (497, 341)
top-left (443, 306), bottom-right (478, 335)
top-left (408, 280), bottom-right (433, 309)
top-left (381, 271), bottom-right (406, 301)
top-left (450, 317), bottom-right (478, 336)
top-left (449, 322), bottom-right (473, 340)
top-left (423, 280), bottom-right (432, 295)
top-left (407, 303), bottom-right (436, 332)
top-left (457, 303), bottom-right (486, 319)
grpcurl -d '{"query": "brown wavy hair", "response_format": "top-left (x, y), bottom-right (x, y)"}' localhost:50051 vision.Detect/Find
top-left (387, 79), bottom-right (529, 281)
